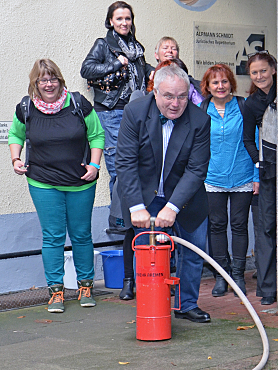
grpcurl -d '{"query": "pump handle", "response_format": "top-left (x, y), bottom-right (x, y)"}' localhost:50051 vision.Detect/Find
top-left (132, 231), bottom-right (175, 251)
top-left (150, 217), bottom-right (156, 245)
top-left (150, 217), bottom-right (156, 231)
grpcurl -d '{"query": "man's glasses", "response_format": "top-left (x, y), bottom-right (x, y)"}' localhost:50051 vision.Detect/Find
top-left (247, 50), bottom-right (269, 59)
top-left (157, 89), bottom-right (188, 101)
top-left (37, 77), bottom-right (59, 86)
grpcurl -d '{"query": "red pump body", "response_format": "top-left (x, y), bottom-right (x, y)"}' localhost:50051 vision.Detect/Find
top-left (132, 230), bottom-right (180, 341)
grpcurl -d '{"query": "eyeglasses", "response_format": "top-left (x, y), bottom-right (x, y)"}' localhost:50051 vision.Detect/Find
top-left (157, 89), bottom-right (188, 101)
top-left (37, 77), bottom-right (59, 85)
top-left (247, 50), bottom-right (269, 59)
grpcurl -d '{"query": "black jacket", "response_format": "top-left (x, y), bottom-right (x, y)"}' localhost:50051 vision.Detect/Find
top-left (80, 30), bottom-right (154, 110)
top-left (115, 93), bottom-right (211, 232)
top-left (243, 78), bottom-right (276, 179)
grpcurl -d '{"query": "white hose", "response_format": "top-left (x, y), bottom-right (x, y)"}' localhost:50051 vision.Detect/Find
top-left (172, 236), bottom-right (269, 370)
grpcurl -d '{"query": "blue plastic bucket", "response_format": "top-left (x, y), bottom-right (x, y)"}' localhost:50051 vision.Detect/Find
top-left (100, 250), bottom-right (124, 289)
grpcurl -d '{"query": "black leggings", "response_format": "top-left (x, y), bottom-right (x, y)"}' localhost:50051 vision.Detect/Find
top-left (207, 191), bottom-right (253, 260)
top-left (123, 227), bottom-right (135, 279)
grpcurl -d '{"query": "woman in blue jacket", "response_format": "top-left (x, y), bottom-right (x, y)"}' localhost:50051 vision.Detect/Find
top-left (200, 64), bottom-right (254, 297)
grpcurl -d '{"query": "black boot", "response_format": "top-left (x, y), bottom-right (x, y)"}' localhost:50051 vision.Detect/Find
top-left (232, 258), bottom-right (246, 296)
top-left (119, 278), bottom-right (134, 300)
top-left (212, 258), bottom-right (229, 297)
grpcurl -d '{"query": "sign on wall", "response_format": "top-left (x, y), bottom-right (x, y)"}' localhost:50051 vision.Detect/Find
top-left (194, 22), bottom-right (266, 96)
top-left (0, 122), bottom-right (12, 143)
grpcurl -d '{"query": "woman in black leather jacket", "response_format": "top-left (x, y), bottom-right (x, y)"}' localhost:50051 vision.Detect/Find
top-left (81, 1), bottom-right (154, 199)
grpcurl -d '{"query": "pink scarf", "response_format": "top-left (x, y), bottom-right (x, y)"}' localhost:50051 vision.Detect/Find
top-left (33, 87), bottom-right (68, 114)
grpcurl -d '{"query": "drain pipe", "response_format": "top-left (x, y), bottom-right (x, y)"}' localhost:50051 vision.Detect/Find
top-left (172, 236), bottom-right (269, 370)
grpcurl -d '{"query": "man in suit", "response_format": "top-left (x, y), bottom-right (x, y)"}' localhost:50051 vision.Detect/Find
top-left (115, 63), bottom-right (211, 322)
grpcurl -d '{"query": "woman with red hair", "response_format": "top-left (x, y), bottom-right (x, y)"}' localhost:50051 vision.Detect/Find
top-left (147, 58), bottom-right (203, 105)
top-left (200, 64), bottom-right (254, 298)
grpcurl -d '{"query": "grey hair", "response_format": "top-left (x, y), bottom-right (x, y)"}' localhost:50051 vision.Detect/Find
top-left (155, 36), bottom-right (180, 55)
top-left (153, 63), bottom-right (190, 91)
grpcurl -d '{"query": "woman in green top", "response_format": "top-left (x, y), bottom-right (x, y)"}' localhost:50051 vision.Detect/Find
top-left (8, 59), bottom-right (105, 313)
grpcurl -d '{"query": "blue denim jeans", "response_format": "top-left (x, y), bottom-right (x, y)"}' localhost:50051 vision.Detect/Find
top-left (29, 184), bottom-right (96, 286)
top-left (174, 218), bottom-right (208, 312)
top-left (133, 196), bottom-right (208, 313)
top-left (96, 110), bottom-right (123, 198)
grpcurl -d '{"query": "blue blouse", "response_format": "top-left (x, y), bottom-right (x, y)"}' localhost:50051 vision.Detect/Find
top-left (201, 96), bottom-right (254, 188)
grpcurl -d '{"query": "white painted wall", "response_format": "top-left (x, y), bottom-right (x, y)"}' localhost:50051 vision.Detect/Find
top-left (0, 0), bottom-right (276, 216)
top-left (0, 0), bottom-right (276, 293)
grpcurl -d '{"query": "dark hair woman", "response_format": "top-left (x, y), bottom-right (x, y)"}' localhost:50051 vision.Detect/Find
top-left (80, 1), bottom-right (154, 199)
top-left (200, 64), bottom-right (255, 298)
top-left (243, 51), bottom-right (277, 305)
top-left (9, 59), bottom-right (105, 313)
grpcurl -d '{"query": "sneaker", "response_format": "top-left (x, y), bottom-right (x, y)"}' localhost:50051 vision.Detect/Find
top-left (77, 280), bottom-right (96, 307)
top-left (48, 284), bottom-right (65, 313)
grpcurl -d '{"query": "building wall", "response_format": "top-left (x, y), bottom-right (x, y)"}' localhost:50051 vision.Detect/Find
top-left (0, 0), bottom-right (276, 292)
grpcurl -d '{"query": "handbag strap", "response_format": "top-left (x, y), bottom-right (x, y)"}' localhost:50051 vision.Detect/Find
top-left (69, 92), bottom-right (89, 166)
top-left (20, 96), bottom-right (31, 167)
top-left (200, 95), bottom-right (245, 116)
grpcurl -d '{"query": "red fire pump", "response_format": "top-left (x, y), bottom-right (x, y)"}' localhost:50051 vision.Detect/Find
top-left (132, 217), bottom-right (180, 341)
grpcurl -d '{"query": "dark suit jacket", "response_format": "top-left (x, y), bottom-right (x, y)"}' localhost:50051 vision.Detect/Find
top-left (115, 93), bottom-right (211, 233)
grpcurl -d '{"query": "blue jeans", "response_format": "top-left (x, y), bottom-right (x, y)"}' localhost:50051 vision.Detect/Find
top-left (29, 184), bottom-right (96, 286)
top-left (133, 196), bottom-right (208, 313)
top-left (174, 218), bottom-right (208, 312)
top-left (96, 110), bottom-right (123, 198)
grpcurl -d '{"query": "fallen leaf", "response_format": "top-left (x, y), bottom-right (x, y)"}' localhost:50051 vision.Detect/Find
top-left (208, 356), bottom-right (212, 360)
top-left (17, 316), bottom-right (26, 319)
top-left (119, 362), bottom-right (129, 365)
top-left (226, 312), bottom-right (237, 315)
top-left (237, 325), bottom-right (255, 330)
top-left (170, 362), bottom-right (177, 366)
top-left (126, 320), bottom-right (136, 324)
top-left (35, 319), bottom-right (53, 324)
top-left (273, 339), bottom-right (278, 341)
top-left (29, 286), bottom-right (38, 290)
